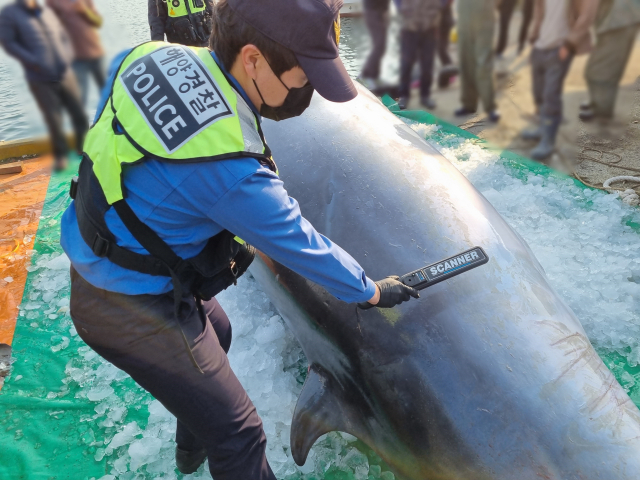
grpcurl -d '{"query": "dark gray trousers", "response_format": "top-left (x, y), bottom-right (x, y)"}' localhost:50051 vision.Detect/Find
top-left (496, 0), bottom-right (517, 56)
top-left (69, 267), bottom-right (276, 480)
top-left (361, 7), bottom-right (390, 79)
top-left (28, 72), bottom-right (88, 161)
top-left (72, 57), bottom-right (106, 107)
top-left (531, 47), bottom-right (573, 120)
top-left (399, 28), bottom-right (438, 98)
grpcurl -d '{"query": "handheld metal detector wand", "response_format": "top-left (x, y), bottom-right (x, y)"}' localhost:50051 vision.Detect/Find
top-left (400, 247), bottom-right (489, 290)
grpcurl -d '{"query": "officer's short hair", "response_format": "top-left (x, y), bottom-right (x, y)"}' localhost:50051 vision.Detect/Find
top-left (210, 0), bottom-right (300, 76)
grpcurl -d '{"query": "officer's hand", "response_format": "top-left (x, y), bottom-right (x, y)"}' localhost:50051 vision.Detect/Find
top-left (358, 276), bottom-right (419, 309)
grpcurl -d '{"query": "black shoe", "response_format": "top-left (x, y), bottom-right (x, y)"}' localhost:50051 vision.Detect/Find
top-left (579, 108), bottom-right (596, 121)
top-left (488, 110), bottom-right (501, 123)
top-left (580, 100), bottom-right (592, 111)
top-left (176, 447), bottom-right (207, 474)
top-left (420, 96), bottom-right (436, 110)
top-left (454, 106), bottom-right (477, 116)
top-left (398, 96), bottom-right (409, 110)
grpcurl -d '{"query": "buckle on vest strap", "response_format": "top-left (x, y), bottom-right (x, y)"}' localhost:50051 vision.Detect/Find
top-left (91, 233), bottom-right (111, 258)
top-left (69, 176), bottom-right (78, 200)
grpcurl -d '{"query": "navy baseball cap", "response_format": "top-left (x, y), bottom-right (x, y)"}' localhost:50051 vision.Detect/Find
top-left (226, 0), bottom-right (357, 103)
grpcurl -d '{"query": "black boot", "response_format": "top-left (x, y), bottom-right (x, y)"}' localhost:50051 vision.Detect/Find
top-left (175, 446), bottom-right (207, 474)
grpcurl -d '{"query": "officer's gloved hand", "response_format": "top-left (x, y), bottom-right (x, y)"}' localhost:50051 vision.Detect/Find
top-left (358, 276), bottom-right (419, 309)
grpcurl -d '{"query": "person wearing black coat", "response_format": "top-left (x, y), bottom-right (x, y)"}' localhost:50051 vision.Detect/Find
top-left (0, 0), bottom-right (88, 171)
top-left (148, 0), bottom-right (214, 47)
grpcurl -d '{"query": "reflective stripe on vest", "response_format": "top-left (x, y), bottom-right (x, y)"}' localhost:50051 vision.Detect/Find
top-left (83, 42), bottom-right (267, 205)
top-left (167, 0), bottom-right (205, 18)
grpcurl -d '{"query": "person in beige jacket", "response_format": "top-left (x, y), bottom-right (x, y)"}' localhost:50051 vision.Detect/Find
top-left (581, 0), bottom-right (640, 120)
top-left (522, 0), bottom-right (599, 160)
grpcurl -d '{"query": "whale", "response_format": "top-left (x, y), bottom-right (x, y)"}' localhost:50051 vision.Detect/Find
top-left (248, 85), bottom-right (640, 479)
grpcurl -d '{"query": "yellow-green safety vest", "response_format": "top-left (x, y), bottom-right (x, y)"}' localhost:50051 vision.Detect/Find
top-left (84, 41), bottom-right (270, 206)
top-left (167, 0), bottom-right (206, 18)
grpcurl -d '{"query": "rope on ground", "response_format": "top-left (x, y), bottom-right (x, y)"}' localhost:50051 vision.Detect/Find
top-left (602, 176), bottom-right (640, 206)
top-left (573, 148), bottom-right (640, 200)
top-left (564, 149), bottom-right (640, 208)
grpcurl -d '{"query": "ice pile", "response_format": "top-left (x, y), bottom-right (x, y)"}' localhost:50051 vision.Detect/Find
top-left (409, 122), bottom-right (640, 366)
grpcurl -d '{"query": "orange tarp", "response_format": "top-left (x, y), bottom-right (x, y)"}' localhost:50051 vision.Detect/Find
top-left (0, 157), bottom-right (51, 346)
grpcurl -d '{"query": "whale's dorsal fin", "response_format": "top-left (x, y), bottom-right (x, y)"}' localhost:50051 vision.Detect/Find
top-left (291, 367), bottom-right (363, 465)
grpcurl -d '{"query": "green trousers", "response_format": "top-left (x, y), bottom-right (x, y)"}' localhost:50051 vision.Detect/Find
top-left (457, 0), bottom-right (496, 113)
top-left (585, 25), bottom-right (639, 117)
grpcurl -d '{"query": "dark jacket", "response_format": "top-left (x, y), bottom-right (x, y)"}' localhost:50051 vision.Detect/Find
top-left (0, 0), bottom-right (73, 82)
top-left (363, 0), bottom-right (391, 12)
top-left (148, 0), bottom-right (213, 45)
top-left (400, 0), bottom-right (442, 30)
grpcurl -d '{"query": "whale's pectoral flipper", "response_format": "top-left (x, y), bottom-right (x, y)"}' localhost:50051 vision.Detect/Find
top-left (291, 366), bottom-right (364, 466)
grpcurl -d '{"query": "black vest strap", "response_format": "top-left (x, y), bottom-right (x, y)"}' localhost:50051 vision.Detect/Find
top-left (74, 157), bottom-right (171, 277)
top-left (73, 155), bottom-right (266, 298)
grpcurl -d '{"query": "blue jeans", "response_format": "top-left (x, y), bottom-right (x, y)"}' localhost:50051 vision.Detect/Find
top-left (72, 57), bottom-right (106, 107)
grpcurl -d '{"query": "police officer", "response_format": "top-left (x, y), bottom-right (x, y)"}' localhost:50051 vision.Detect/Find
top-left (61, 0), bottom-right (419, 478)
top-left (148, 0), bottom-right (213, 47)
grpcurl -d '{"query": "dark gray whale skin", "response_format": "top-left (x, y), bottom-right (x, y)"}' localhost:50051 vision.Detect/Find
top-left (249, 85), bottom-right (640, 480)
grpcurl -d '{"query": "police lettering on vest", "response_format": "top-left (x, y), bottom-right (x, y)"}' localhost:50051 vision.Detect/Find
top-left (120, 46), bottom-right (233, 153)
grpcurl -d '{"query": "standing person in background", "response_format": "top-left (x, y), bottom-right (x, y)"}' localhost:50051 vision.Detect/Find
top-left (522, 0), bottom-right (598, 160)
top-left (47, 0), bottom-right (105, 107)
top-left (580, 0), bottom-right (640, 121)
top-left (519, 0), bottom-right (535, 53)
top-left (0, 0), bottom-right (88, 172)
top-left (358, 0), bottom-right (391, 90)
top-left (455, 0), bottom-right (501, 122)
top-left (436, 0), bottom-right (459, 88)
top-left (496, 0), bottom-right (518, 59)
top-left (148, 0), bottom-right (213, 47)
top-left (397, 0), bottom-right (442, 109)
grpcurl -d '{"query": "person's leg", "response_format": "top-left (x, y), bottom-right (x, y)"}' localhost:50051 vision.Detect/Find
top-left (72, 60), bottom-right (90, 107)
top-left (69, 268), bottom-right (275, 480)
top-left (531, 48), bottom-right (573, 159)
top-left (519, 0), bottom-right (535, 53)
top-left (540, 48), bottom-right (572, 121)
top-left (585, 26), bottom-right (639, 118)
top-left (399, 29), bottom-right (419, 104)
top-left (360, 7), bottom-right (390, 81)
top-left (437, 4), bottom-right (454, 66)
top-left (496, 0), bottom-right (517, 57)
top-left (28, 81), bottom-right (68, 164)
top-left (457, 27), bottom-right (479, 112)
top-left (89, 57), bottom-right (107, 95)
top-left (59, 72), bottom-right (89, 154)
top-left (522, 47), bottom-right (547, 140)
top-left (531, 48), bottom-right (546, 112)
top-left (175, 297), bottom-right (233, 455)
top-left (419, 28), bottom-right (438, 100)
top-left (474, 23), bottom-right (496, 113)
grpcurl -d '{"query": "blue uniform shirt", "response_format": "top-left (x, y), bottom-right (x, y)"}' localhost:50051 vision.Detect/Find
top-left (60, 50), bottom-right (376, 304)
